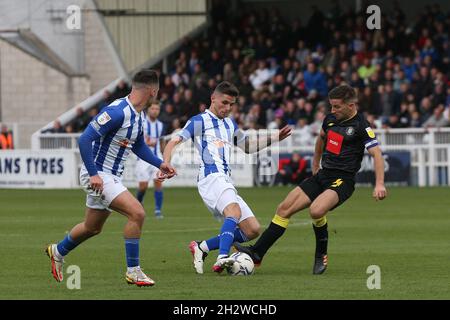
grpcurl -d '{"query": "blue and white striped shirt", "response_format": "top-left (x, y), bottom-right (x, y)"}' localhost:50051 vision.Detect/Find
top-left (88, 97), bottom-right (145, 176)
top-left (143, 116), bottom-right (164, 158)
top-left (177, 109), bottom-right (246, 181)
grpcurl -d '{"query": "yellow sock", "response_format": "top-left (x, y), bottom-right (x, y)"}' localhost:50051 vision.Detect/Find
top-left (312, 216), bottom-right (327, 228)
top-left (272, 214), bottom-right (290, 229)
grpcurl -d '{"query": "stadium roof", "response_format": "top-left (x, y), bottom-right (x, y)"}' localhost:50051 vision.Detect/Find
top-left (0, 29), bottom-right (78, 76)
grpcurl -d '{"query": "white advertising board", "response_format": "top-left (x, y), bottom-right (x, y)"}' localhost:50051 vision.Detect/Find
top-left (0, 150), bottom-right (78, 189)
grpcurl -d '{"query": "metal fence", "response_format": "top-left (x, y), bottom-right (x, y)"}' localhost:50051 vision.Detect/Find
top-left (31, 128), bottom-right (450, 186)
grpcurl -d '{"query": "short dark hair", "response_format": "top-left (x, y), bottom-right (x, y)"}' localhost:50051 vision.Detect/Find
top-left (214, 81), bottom-right (239, 97)
top-left (328, 84), bottom-right (357, 103)
top-left (132, 69), bottom-right (159, 87)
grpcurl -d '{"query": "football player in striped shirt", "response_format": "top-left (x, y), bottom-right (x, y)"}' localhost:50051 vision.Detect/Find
top-left (46, 69), bottom-right (176, 287)
top-left (163, 81), bottom-right (291, 274)
top-left (135, 101), bottom-right (166, 219)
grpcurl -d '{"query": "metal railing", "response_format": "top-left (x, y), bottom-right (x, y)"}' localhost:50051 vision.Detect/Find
top-left (31, 127), bottom-right (450, 186)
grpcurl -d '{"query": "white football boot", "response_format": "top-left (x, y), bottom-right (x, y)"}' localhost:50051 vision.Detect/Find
top-left (45, 244), bottom-right (64, 282)
top-left (125, 267), bottom-right (155, 287)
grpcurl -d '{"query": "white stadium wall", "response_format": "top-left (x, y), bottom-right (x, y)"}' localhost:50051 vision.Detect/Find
top-left (0, 38), bottom-right (90, 149)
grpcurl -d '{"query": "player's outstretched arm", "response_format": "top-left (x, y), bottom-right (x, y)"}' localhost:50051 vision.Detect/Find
top-left (237, 125), bottom-right (292, 154)
top-left (163, 136), bottom-right (183, 164)
top-left (132, 134), bottom-right (177, 178)
top-left (368, 145), bottom-right (387, 201)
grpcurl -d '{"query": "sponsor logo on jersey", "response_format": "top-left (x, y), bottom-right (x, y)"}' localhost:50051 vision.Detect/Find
top-left (326, 130), bottom-right (344, 155)
top-left (213, 139), bottom-right (225, 148)
top-left (97, 112), bottom-right (111, 125)
top-left (118, 139), bottom-right (130, 147)
top-left (365, 127), bottom-right (375, 138)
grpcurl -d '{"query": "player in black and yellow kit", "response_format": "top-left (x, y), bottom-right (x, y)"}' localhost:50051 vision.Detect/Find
top-left (235, 84), bottom-right (387, 274)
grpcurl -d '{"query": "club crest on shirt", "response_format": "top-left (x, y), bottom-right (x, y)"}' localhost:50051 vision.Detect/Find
top-left (97, 112), bottom-right (111, 125)
top-left (365, 127), bottom-right (375, 138)
top-left (346, 127), bottom-right (355, 136)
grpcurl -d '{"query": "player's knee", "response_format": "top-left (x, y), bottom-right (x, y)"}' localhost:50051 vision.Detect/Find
top-left (223, 203), bottom-right (241, 220)
top-left (131, 208), bottom-right (146, 223)
top-left (85, 225), bottom-right (102, 236)
top-left (247, 224), bottom-right (260, 240)
top-left (138, 182), bottom-right (148, 192)
top-left (276, 202), bottom-right (293, 218)
top-left (309, 204), bottom-right (326, 220)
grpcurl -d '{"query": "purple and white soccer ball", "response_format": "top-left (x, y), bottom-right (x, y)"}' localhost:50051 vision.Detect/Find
top-left (227, 252), bottom-right (255, 276)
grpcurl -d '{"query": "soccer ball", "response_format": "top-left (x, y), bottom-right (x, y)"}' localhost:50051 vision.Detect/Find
top-left (227, 252), bottom-right (255, 276)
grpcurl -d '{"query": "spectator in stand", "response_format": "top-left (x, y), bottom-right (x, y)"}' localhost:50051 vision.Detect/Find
top-left (207, 50), bottom-right (224, 78)
top-left (401, 56), bottom-right (418, 82)
top-left (190, 64), bottom-right (208, 90)
top-left (0, 124), bottom-right (14, 149)
top-left (410, 111), bottom-right (423, 128)
top-left (171, 118), bottom-right (182, 135)
top-left (223, 62), bottom-right (239, 84)
top-left (159, 103), bottom-right (178, 134)
top-left (243, 104), bottom-right (263, 129)
top-left (398, 102), bottom-right (412, 128)
top-left (383, 114), bottom-right (402, 129)
top-left (295, 118), bottom-right (314, 145)
top-left (310, 109), bottom-right (326, 136)
top-left (42, 120), bottom-right (65, 133)
top-left (303, 62), bottom-right (327, 97)
top-left (276, 153), bottom-right (308, 186)
top-left (358, 58), bottom-right (376, 80)
top-left (249, 59), bottom-right (271, 90)
top-left (295, 40), bottom-right (310, 66)
top-left (113, 80), bottom-right (131, 99)
top-left (267, 110), bottom-right (285, 130)
top-left (64, 124), bottom-right (74, 133)
top-left (42, 3), bottom-right (449, 135)
top-left (283, 100), bottom-right (299, 125)
top-left (422, 104), bottom-right (449, 128)
top-left (72, 107), bottom-right (90, 132)
top-left (159, 76), bottom-right (175, 98)
top-left (171, 66), bottom-right (190, 87)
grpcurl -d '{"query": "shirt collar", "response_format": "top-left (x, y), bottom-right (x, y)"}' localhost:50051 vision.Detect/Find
top-left (206, 108), bottom-right (221, 120)
top-left (147, 116), bottom-right (157, 123)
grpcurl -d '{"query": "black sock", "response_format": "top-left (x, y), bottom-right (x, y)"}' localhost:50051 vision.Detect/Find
top-left (313, 223), bottom-right (328, 257)
top-left (136, 190), bottom-right (146, 203)
top-left (253, 222), bottom-right (287, 258)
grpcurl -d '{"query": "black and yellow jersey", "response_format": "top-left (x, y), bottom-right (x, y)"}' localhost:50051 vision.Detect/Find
top-left (320, 112), bottom-right (378, 176)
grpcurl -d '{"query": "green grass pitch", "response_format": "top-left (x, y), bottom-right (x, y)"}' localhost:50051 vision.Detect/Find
top-left (0, 186), bottom-right (448, 299)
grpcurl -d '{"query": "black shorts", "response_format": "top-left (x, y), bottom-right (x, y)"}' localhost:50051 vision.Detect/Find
top-left (299, 169), bottom-right (355, 210)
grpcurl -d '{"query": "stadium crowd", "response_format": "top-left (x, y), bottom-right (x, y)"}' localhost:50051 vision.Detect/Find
top-left (56, 2), bottom-right (450, 142)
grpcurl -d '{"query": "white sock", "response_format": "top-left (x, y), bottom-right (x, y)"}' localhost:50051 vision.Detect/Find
top-left (217, 254), bottom-right (228, 260)
top-left (54, 246), bottom-right (64, 260)
top-left (127, 266), bottom-right (140, 273)
top-left (199, 241), bottom-right (209, 252)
